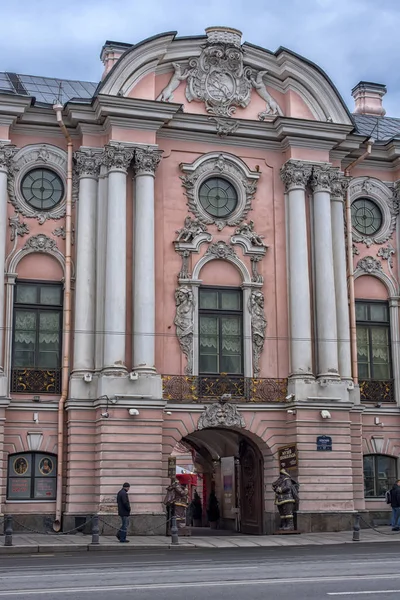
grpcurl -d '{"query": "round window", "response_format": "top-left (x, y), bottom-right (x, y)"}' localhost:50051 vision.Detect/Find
top-left (21, 168), bottom-right (64, 211)
top-left (351, 198), bottom-right (382, 236)
top-left (199, 177), bottom-right (238, 218)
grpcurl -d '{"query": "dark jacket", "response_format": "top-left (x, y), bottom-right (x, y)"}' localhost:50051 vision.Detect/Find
top-left (390, 484), bottom-right (400, 508)
top-left (117, 488), bottom-right (131, 517)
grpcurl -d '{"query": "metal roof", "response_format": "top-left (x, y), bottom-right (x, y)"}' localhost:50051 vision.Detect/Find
top-left (353, 114), bottom-right (400, 142)
top-left (0, 72), bottom-right (97, 105)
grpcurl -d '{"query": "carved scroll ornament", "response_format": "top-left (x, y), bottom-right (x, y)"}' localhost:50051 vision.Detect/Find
top-left (197, 401), bottom-right (245, 430)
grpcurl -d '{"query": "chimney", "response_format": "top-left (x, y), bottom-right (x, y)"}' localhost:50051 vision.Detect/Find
top-left (100, 41), bottom-right (132, 80)
top-left (352, 81), bottom-right (387, 117)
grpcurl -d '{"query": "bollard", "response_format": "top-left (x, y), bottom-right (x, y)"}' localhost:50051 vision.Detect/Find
top-left (4, 515), bottom-right (13, 547)
top-left (352, 513), bottom-right (361, 542)
top-left (91, 514), bottom-right (99, 545)
top-left (170, 514), bottom-right (179, 545)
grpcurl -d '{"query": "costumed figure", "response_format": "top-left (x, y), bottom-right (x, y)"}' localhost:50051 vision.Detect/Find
top-left (163, 479), bottom-right (189, 528)
top-left (272, 469), bottom-right (299, 531)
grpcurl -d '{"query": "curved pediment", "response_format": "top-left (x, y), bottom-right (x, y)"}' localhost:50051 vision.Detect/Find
top-left (98, 27), bottom-right (352, 126)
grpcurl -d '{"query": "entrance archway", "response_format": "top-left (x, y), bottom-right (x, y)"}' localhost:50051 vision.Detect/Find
top-left (175, 427), bottom-right (264, 535)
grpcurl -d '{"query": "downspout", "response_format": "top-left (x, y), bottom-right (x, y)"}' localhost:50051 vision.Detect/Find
top-left (52, 103), bottom-right (73, 531)
top-left (344, 137), bottom-right (374, 385)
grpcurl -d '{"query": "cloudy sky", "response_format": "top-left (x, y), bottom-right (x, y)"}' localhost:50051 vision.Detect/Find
top-left (2, 0), bottom-right (400, 116)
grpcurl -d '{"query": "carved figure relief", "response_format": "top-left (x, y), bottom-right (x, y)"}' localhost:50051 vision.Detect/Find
top-left (174, 286), bottom-right (195, 375)
top-left (356, 256), bottom-right (382, 274)
top-left (197, 401), bottom-right (245, 430)
top-left (234, 221), bottom-right (265, 247)
top-left (205, 241), bottom-right (236, 259)
top-left (157, 63), bottom-right (191, 102)
top-left (249, 290), bottom-right (267, 377)
top-left (23, 234), bottom-right (57, 252)
top-left (175, 216), bottom-right (207, 243)
top-left (250, 71), bottom-right (283, 120)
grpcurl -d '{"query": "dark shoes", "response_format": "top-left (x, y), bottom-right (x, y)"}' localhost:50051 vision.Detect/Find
top-left (392, 527), bottom-right (399, 531)
top-left (119, 539), bottom-right (130, 543)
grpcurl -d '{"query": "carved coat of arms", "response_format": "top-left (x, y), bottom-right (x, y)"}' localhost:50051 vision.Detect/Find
top-left (185, 42), bottom-right (252, 118)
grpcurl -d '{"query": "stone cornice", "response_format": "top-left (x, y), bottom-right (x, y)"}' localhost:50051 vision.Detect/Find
top-left (280, 160), bottom-right (313, 191)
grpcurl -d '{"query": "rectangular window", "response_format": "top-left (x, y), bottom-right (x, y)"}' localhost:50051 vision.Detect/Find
top-left (11, 282), bottom-right (62, 394)
top-left (199, 288), bottom-right (243, 375)
top-left (7, 452), bottom-right (57, 500)
top-left (356, 301), bottom-right (391, 380)
top-left (363, 454), bottom-right (397, 498)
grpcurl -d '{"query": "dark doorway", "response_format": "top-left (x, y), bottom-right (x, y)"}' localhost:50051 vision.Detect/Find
top-left (239, 440), bottom-right (263, 534)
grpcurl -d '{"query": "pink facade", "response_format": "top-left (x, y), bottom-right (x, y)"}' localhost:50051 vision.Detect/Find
top-left (0, 27), bottom-right (399, 534)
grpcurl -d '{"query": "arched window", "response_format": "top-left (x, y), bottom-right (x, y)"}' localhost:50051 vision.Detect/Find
top-left (363, 454), bottom-right (397, 498)
top-left (7, 452), bottom-right (57, 500)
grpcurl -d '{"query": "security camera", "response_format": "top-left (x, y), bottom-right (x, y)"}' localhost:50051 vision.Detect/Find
top-left (320, 410), bottom-right (331, 420)
top-left (286, 393), bottom-right (295, 401)
top-left (101, 411), bottom-right (109, 419)
top-left (128, 408), bottom-right (139, 416)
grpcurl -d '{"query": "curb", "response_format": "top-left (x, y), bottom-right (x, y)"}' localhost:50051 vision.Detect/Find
top-left (0, 543), bottom-right (196, 556)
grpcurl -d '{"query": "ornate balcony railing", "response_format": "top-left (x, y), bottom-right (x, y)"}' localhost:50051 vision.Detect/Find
top-left (162, 374), bottom-right (288, 403)
top-left (359, 379), bottom-right (395, 403)
top-left (11, 368), bottom-right (61, 394)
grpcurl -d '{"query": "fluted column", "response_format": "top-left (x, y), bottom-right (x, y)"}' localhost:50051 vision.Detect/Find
top-left (0, 144), bottom-right (17, 373)
top-left (72, 150), bottom-right (101, 372)
top-left (331, 175), bottom-right (352, 379)
top-left (311, 165), bottom-right (339, 378)
top-left (280, 160), bottom-right (313, 377)
top-left (103, 144), bottom-right (135, 372)
top-left (133, 147), bottom-right (162, 371)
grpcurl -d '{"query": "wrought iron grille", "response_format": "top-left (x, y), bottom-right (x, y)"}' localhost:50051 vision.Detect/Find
top-left (11, 369), bottom-right (61, 394)
top-left (359, 379), bottom-right (395, 403)
top-left (162, 374), bottom-right (288, 403)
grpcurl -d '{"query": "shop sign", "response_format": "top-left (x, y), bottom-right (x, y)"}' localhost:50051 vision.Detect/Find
top-left (317, 435), bottom-right (332, 451)
top-left (168, 456), bottom-right (176, 479)
top-left (278, 444), bottom-right (298, 470)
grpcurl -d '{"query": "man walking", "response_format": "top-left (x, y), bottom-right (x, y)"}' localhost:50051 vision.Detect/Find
top-left (117, 482), bottom-right (131, 542)
top-left (390, 480), bottom-right (400, 531)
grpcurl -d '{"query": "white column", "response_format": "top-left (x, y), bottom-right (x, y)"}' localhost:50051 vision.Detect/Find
top-left (331, 177), bottom-right (352, 379)
top-left (103, 144), bottom-right (134, 372)
top-left (280, 160), bottom-right (313, 377)
top-left (94, 165), bottom-right (108, 371)
top-left (133, 147), bottom-right (162, 371)
top-left (389, 297), bottom-right (400, 405)
top-left (0, 144), bottom-right (16, 373)
top-left (72, 150), bottom-right (101, 372)
top-left (311, 165), bottom-right (339, 378)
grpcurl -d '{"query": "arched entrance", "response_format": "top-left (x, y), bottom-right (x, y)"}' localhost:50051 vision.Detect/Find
top-left (174, 427), bottom-right (264, 534)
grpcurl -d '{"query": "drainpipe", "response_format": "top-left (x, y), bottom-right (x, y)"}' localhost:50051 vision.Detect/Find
top-left (52, 103), bottom-right (73, 531)
top-left (344, 138), bottom-right (374, 384)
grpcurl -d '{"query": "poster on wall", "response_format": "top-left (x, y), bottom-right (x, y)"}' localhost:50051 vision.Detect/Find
top-left (220, 457), bottom-right (236, 518)
top-left (168, 456), bottom-right (177, 480)
top-left (8, 477), bottom-right (31, 500)
top-left (278, 444), bottom-right (298, 470)
top-left (34, 477), bottom-right (57, 499)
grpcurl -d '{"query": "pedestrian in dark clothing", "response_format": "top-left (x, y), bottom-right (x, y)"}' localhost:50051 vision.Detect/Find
top-left (117, 482), bottom-right (131, 542)
top-left (390, 480), bottom-right (400, 531)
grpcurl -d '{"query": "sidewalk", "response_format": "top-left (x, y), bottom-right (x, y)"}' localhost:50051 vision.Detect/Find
top-left (1, 527), bottom-right (400, 555)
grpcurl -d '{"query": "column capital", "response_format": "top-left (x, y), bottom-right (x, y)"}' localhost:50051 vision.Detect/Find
top-left (0, 143), bottom-right (17, 174)
top-left (102, 143), bottom-right (135, 173)
top-left (133, 147), bottom-right (163, 177)
top-left (280, 160), bottom-right (312, 192)
top-left (330, 173), bottom-right (351, 201)
top-left (310, 164), bottom-right (339, 193)
top-left (74, 149), bottom-right (102, 179)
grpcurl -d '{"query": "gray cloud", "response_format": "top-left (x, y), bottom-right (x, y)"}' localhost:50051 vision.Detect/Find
top-left (2, 0), bottom-right (399, 116)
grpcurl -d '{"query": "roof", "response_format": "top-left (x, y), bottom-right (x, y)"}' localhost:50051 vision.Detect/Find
top-left (353, 114), bottom-right (400, 142)
top-left (1, 71), bottom-right (400, 143)
top-left (0, 72), bottom-right (97, 105)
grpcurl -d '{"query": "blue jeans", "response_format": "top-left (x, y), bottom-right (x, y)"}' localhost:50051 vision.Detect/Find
top-left (119, 516), bottom-right (129, 541)
top-left (392, 507), bottom-right (400, 528)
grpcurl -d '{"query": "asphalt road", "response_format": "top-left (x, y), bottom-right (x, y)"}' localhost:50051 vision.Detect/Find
top-left (1, 542), bottom-right (400, 599)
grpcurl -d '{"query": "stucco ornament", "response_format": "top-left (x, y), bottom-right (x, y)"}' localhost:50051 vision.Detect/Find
top-left (250, 71), bottom-right (283, 120)
top-left (102, 143), bottom-right (135, 172)
top-left (0, 143), bottom-right (17, 171)
top-left (356, 256), bottom-right (383, 274)
top-left (310, 164), bottom-right (339, 193)
top-left (53, 225), bottom-right (75, 245)
top-left (23, 234), bottom-right (57, 252)
top-left (180, 152), bottom-right (259, 230)
top-left (175, 216), bottom-right (207, 243)
top-left (9, 214), bottom-right (29, 242)
top-left (349, 177), bottom-right (398, 246)
top-left (157, 62), bottom-right (191, 102)
top-left (174, 286), bottom-right (195, 375)
top-left (280, 160), bottom-right (312, 191)
top-left (249, 290), bottom-right (267, 377)
top-left (234, 220), bottom-right (265, 247)
top-left (206, 241), bottom-right (236, 259)
top-left (7, 144), bottom-right (68, 224)
top-left (197, 400), bottom-right (245, 430)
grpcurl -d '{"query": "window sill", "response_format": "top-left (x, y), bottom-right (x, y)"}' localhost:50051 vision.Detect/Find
top-left (6, 500), bottom-right (56, 503)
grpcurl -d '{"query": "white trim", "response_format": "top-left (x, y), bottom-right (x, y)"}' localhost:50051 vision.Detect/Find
top-left (349, 177), bottom-right (397, 246)
top-left (192, 249), bottom-right (252, 283)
